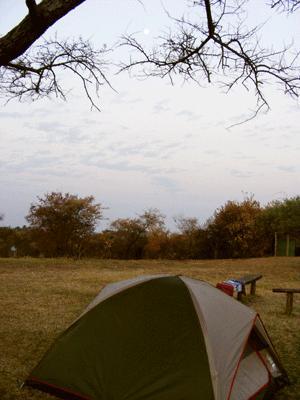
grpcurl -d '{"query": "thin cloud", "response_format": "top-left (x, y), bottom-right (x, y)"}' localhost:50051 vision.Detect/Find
top-left (277, 165), bottom-right (298, 173)
top-left (99, 139), bottom-right (187, 160)
top-left (203, 149), bottom-right (222, 156)
top-left (127, 97), bottom-right (142, 104)
top-left (25, 120), bottom-right (94, 143)
top-left (89, 159), bottom-right (162, 175)
top-left (231, 169), bottom-right (257, 178)
top-left (153, 100), bottom-right (170, 114)
top-left (151, 175), bottom-right (182, 193)
top-left (176, 109), bottom-right (200, 121)
top-left (111, 91), bottom-right (129, 104)
top-left (233, 153), bottom-right (256, 160)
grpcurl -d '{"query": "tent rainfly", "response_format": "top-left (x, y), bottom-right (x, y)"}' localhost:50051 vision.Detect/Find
top-left (25, 275), bottom-right (289, 400)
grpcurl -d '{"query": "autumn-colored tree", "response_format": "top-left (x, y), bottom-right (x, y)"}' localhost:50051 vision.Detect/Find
top-left (0, 226), bottom-right (38, 257)
top-left (0, 227), bottom-right (15, 257)
top-left (173, 216), bottom-right (200, 258)
top-left (143, 230), bottom-right (170, 259)
top-left (26, 192), bottom-right (103, 257)
top-left (139, 208), bottom-right (166, 234)
top-left (207, 197), bottom-right (266, 258)
top-left (166, 216), bottom-right (211, 259)
top-left (139, 208), bottom-right (168, 258)
top-left (140, 209), bottom-right (169, 259)
top-left (108, 218), bottom-right (147, 259)
top-left (14, 226), bottom-right (40, 256)
top-left (108, 209), bottom-right (167, 259)
top-left (82, 232), bottom-right (108, 259)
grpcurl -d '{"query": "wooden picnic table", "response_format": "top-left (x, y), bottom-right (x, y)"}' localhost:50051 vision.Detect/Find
top-left (235, 274), bottom-right (263, 300)
top-left (272, 288), bottom-right (300, 315)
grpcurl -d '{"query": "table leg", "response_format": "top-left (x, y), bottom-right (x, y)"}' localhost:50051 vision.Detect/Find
top-left (286, 293), bottom-right (294, 315)
top-left (250, 281), bottom-right (256, 295)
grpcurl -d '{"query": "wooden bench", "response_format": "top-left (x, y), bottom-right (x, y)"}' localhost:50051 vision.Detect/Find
top-left (234, 274), bottom-right (263, 300)
top-left (272, 288), bottom-right (300, 315)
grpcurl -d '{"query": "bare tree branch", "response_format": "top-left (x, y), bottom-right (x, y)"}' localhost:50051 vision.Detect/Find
top-left (0, 0), bottom-right (113, 110)
top-left (0, 37), bottom-right (111, 110)
top-left (0, 0), bottom-right (300, 115)
top-left (121, 0), bottom-right (300, 119)
top-left (25, 0), bottom-right (38, 18)
top-left (270, 0), bottom-right (300, 11)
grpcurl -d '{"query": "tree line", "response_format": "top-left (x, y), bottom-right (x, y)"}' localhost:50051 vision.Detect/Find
top-left (0, 192), bottom-right (300, 259)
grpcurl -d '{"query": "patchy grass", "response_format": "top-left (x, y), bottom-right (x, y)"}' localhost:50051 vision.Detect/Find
top-left (0, 257), bottom-right (299, 399)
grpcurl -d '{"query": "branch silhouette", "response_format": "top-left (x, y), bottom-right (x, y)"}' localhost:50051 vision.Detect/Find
top-left (121, 0), bottom-right (300, 117)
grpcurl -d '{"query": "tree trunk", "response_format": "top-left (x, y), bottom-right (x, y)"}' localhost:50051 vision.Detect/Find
top-left (0, 0), bottom-right (86, 65)
top-left (274, 231), bottom-right (277, 256)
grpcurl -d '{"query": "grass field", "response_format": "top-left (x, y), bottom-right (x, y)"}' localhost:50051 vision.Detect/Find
top-left (0, 257), bottom-right (299, 400)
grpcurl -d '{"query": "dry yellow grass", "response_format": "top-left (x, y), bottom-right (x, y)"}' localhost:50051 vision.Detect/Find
top-left (0, 257), bottom-right (299, 399)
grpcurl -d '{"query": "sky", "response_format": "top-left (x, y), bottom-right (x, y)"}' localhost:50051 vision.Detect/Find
top-left (1, 0), bottom-right (300, 230)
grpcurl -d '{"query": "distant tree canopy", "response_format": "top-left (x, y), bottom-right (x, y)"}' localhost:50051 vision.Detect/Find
top-left (0, 0), bottom-right (300, 113)
top-left (0, 226), bottom-right (37, 257)
top-left (26, 192), bottom-right (103, 257)
top-left (105, 209), bottom-right (167, 259)
top-left (206, 197), bottom-right (267, 258)
top-left (1, 193), bottom-right (300, 259)
top-left (171, 216), bottom-right (209, 259)
top-left (261, 196), bottom-right (300, 235)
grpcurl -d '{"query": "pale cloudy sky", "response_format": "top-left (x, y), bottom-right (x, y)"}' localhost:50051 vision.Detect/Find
top-left (0, 0), bottom-right (300, 229)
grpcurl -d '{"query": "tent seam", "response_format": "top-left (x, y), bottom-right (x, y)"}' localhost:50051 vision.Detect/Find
top-left (26, 376), bottom-right (92, 400)
top-left (178, 276), bottom-right (217, 400)
top-left (256, 314), bottom-right (289, 380)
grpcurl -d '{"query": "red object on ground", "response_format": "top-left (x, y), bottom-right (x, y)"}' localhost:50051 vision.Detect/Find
top-left (216, 282), bottom-right (234, 297)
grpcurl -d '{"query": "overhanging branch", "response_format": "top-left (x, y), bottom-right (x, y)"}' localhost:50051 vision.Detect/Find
top-left (121, 0), bottom-right (300, 120)
top-left (0, 37), bottom-right (112, 110)
top-left (0, 0), bottom-right (86, 66)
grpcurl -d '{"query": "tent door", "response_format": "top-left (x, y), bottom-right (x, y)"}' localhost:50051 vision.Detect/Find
top-left (230, 351), bottom-right (270, 400)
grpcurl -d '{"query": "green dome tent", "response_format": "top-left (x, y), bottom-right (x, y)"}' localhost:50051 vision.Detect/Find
top-left (25, 275), bottom-right (288, 400)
